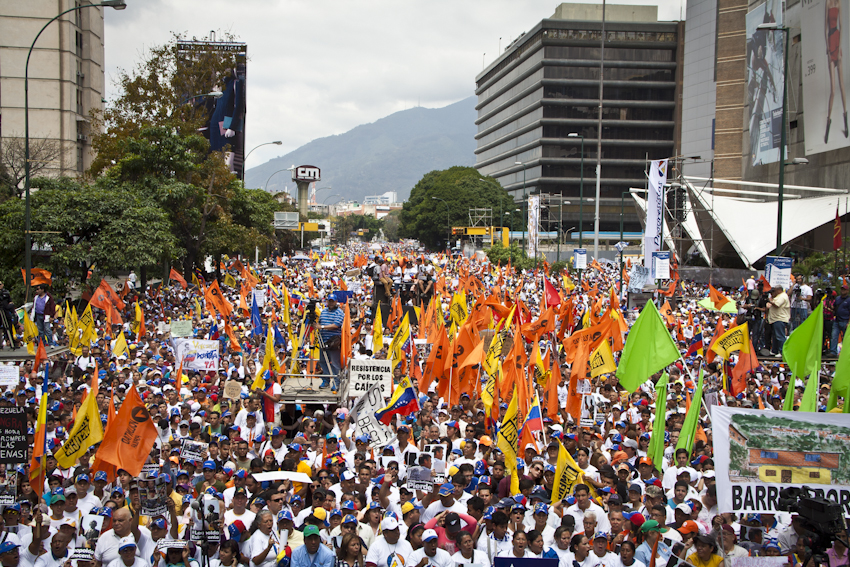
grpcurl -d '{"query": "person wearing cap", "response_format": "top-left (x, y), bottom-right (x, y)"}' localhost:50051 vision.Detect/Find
top-left (75, 474), bottom-right (101, 515)
top-left (94, 506), bottom-right (149, 567)
top-left (363, 517), bottom-right (413, 567)
top-left (528, 503), bottom-right (556, 547)
top-left (635, 520), bottom-right (673, 565)
top-left (246, 511), bottom-right (279, 567)
top-left (423, 509), bottom-right (477, 555)
top-left (104, 537), bottom-right (146, 567)
top-left (420, 482), bottom-right (466, 524)
top-left (408, 529), bottom-right (452, 567)
top-left (685, 533), bottom-right (723, 567)
top-left (316, 294), bottom-right (345, 391)
top-left (291, 523), bottom-right (334, 567)
top-left (223, 487), bottom-right (255, 532)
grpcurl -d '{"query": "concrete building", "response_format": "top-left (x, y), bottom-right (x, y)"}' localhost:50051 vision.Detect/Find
top-left (0, 1), bottom-right (107, 182)
top-left (474, 3), bottom-right (684, 242)
top-left (364, 191), bottom-right (398, 205)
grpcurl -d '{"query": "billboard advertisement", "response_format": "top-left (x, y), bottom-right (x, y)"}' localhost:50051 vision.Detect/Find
top-left (176, 40), bottom-right (247, 179)
top-left (713, 407), bottom-right (850, 515)
top-left (746, 0), bottom-right (784, 166)
top-left (801, 0), bottom-right (850, 155)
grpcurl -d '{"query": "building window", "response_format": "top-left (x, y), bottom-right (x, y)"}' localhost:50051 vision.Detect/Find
top-left (760, 451), bottom-right (778, 459)
top-left (77, 146), bottom-right (84, 172)
top-left (75, 1), bottom-right (82, 27)
top-left (804, 454), bottom-right (821, 462)
top-left (810, 471), bottom-right (820, 478)
top-left (76, 89), bottom-right (84, 115)
top-left (765, 470), bottom-right (776, 477)
top-left (75, 31), bottom-right (83, 58)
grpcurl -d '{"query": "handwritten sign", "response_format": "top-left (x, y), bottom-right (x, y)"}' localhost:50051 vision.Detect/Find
top-left (174, 339), bottom-right (220, 371)
top-left (224, 380), bottom-right (242, 400)
top-left (170, 320), bottom-right (193, 338)
top-left (0, 407), bottom-right (27, 464)
top-left (0, 366), bottom-right (18, 388)
top-left (351, 384), bottom-right (395, 449)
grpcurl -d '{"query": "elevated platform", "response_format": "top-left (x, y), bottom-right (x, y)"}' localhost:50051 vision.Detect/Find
top-left (0, 345), bottom-right (69, 362)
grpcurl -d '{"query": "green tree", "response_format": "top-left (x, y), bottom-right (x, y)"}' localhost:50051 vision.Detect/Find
top-left (484, 242), bottom-right (535, 273)
top-left (398, 167), bottom-right (514, 249)
top-left (382, 210), bottom-right (401, 241)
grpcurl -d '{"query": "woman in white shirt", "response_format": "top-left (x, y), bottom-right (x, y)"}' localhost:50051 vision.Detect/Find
top-left (247, 511), bottom-right (279, 567)
top-left (451, 532), bottom-right (489, 566)
top-left (497, 531), bottom-right (530, 558)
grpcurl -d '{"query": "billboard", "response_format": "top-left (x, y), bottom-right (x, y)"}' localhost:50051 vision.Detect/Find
top-left (176, 40), bottom-right (247, 179)
top-left (644, 159), bottom-right (667, 277)
top-left (746, 0), bottom-right (784, 166)
top-left (713, 407), bottom-right (850, 515)
top-left (801, 0), bottom-right (850, 155)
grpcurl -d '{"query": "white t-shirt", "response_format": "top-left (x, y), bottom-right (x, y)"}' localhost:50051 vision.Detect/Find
top-left (95, 530), bottom-right (152, 566)
top-left (364, 537), bottom-right (413, 567)
top-left (450, 549), bottom-right (490, 567)
top-left (224, 509), bottom-right (256, 529)
top-left (247, 531), bottom-right (279, 567)
top-left (106, 557), bottom-right (150, 567)
top-left (408, 547), bottom-right (453, 567)
top-left (588, 550), bottom-right (624, 567)
top-left (34, 549), bottom-right (70, 567)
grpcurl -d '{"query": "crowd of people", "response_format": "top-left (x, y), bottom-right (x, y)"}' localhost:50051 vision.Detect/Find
top-left (0, 242), bottom-right (845, 567)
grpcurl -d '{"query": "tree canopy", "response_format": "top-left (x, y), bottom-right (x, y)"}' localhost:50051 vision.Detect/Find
top-left (398, 167), bottom-right (514, 249)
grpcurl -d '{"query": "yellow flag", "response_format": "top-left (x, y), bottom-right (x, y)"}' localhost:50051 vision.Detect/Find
top-left (532, 344), bottom-right (550, 387)
top-left (64, 301), bottom-right (76, 339)
top-left (23, 312), bottom-right (38, 354)
top-left (78, 304), bottom-right (95, 346)
top-left (449, 292), bottom-right (468, 327)
top-left (710, 322), bottom-right (750, 360)
top-left (482, 325), bottom-right (505, 377)
top-left (389, 313), bottom-right (411, 369)
top-left (281, 285), bottom-right (292, 328)
top-left (193, 298), bottom-right (202, 318)
top-left (191, 271), bottom-right (200, 289)
top-left (262, 325), bottom-right (281, 374)
top-left (289, 313), bottom-right (304, 374)
top-left (562, 274), bottom-right (576, 292)
top-left (589, 340), bottom-right (617, 377)
top-left (496, 386), bottom-right (520, 496)
top-left (223, 273), bottom-right (237, 288)
top-left (67, 305), bottom-right (82, 356)
top-left (551, 441), bottom-right (588, 501)
top-left (373, 303), bottom-right (384, 352)
top-left (131, 302), bottom-right (142, 337)
top-left (435, 298), bottom-right (446, 330)
top-left (112, 333), bottom-right (129, 358)
top-left (54, 374), bottom-right (104, 468)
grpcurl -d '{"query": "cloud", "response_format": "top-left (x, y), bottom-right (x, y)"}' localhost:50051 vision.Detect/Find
top-left (105, 0), bottom-right (683, 167)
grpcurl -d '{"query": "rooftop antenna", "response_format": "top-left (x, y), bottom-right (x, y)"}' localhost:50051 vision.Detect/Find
top-left (499, 37), bottom-right (502, 52)
top-left (483, 53), bottom-right (486, 69)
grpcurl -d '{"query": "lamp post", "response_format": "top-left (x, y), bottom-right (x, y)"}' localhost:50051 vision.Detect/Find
top-left (242, 141), bottom-right (283, 183)
top-left (23, 0), bottom-right (127, 298)
top-left (568, 133), bottom-right (585, 248)
top-left (431, 197), bottom-right (450, 249)
top-left (556, 197), bottom-right (572, 262)
top-left (515, 161), bottom-right (527, 253)
top-left (265, 169), bottom-right (291, 191)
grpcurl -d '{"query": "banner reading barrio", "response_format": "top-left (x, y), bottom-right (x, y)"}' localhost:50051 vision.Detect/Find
top-left (713, 407), bottom-right (850, 516)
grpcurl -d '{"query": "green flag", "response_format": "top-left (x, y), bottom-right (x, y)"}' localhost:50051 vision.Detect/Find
top-left (782, 302), bottom-right (823, 380)
top-left (647, 372), bottom-right (669, 471)
top-left (832, 330), bottom-right (850, 394)
top-left (844, 379), bottom-right (850, 413)
top-left (616, 300), bottom-right (680, 393)
top-left (800, 371), bottom-right (819, 412)
top-left (782, 374), bottom-right (796, 411)
top-left (676, 368), bottom-right (704, 455)
top-left (827, 387), bottom-right (839, 412)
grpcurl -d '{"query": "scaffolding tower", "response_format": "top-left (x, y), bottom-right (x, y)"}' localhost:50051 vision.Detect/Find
top-left (468, 208), bottom-right (493, 249)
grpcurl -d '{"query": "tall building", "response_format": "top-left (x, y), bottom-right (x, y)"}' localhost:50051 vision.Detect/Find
top-left (0, 1), bottom-right (106, 182)
top-left (474, 3), bottom-right (684, 241)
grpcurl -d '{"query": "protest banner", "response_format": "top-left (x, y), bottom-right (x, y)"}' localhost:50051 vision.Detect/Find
top-left (180, 440), bottom-right (208, 462)
top-left (347, 359), bottom-right (393, 398)
top-left (174, 339), bottom-right (220, 371)
top-left (351, 384), bottom-right (395, 448)
top-left (0, 366), bottom-right (17, 388)
top-left (140, 477), bottom-right (169, 517)
top-left (0, 407), bottom-right (28, 464)
top-left (81, 514), bottom-right (104, 547)
top-left (713, 407), bottom-right (850, 515)
top-left (407, 466), bottom-right (433, 491)
top-left (170, 320), bottom-right (193, 338)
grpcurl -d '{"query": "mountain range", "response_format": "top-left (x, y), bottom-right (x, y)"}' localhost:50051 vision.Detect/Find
top-left (243, 96), bottom-right (477, 203)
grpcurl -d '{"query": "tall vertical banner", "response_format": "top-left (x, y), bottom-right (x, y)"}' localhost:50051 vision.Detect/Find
top-left (713, 407), bottom-right (850, 515)
top-left (644, 159), bottom-right (668, 279)
top-left (801, 0), bottom-right (850, 155)
top-left (528, 194), bottom-right (540, 258)
top-left (746, 0), bottom-right (784, 166)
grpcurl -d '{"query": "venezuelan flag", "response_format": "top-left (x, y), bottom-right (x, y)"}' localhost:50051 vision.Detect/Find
top-left (374, 377), bottom-right (420, 425)
top-left (29, 363), bottom-right (50, 498)
top-left (686, 329), bottom-right (704, 357)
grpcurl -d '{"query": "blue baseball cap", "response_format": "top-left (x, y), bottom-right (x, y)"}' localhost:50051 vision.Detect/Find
top-left (150, 518), bottom-right (167, 530)
top-left (203, 460), bottom-right (216, 471)
top-left (0, 542), bottom-right (20, 555)
top-left (93, 471), bottom-right (108, 482)
top-left (342, 514), bottom-right (358, 525)
top-left (277, 510), bottom-right (293, 522)
top-left (534, 503), bottom-right (549, 515)
top-left (438, 483), bottom-right (454, 497)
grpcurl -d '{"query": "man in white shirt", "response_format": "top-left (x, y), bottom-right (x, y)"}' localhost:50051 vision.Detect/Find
top-left (364, 517), bottom-right (413, 567)
top-left (566, 484), bottom-right (611, 534)
top-left (408, 529), bottom-right (453, 567)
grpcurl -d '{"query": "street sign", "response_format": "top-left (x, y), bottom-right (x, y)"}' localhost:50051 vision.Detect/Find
top-left (573, 248), bottom-right (587, 269)
top-left (273, 212), bottom-right (299, 230)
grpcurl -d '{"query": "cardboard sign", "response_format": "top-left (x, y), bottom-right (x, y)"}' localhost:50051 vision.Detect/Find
top-left (347, 359), bottom-right (393, 398)
top-left (0, 407), bottom-right (28, 464)
top-left (170, 320), bottom-right (193, 338)
top-left (223, 380), bottom-right (242, 400)
top-left (140, 477), bottom-right (169, 517)
top-left (406, 466), bottom-right (433, 491)
top-left (0, 366), bottom-right (18, 388)
top-left (351, 384), bottom-right (395, 448)
top-left (180, 440), bottom-right (208, 462)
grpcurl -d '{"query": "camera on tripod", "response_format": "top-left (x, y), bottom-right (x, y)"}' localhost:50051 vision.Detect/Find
top-left (305, 298), bottom-right (320, 324)
top-left (777, 486), bottom-right (848, 561)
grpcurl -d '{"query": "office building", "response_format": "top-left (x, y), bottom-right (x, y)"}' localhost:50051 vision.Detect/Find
top-left (474, 3), bottom-right (684, 242)
top-left (0, 1), bottom-right (106, 182)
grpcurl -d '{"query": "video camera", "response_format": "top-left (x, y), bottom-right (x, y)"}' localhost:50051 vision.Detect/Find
top-left (777, 486), bottom-right (848, 563)
top-left (305, 298), bottom-right (320, 324)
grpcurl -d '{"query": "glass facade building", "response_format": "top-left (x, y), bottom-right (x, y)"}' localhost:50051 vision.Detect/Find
top-left (475, 13), bottom-right (684, 236)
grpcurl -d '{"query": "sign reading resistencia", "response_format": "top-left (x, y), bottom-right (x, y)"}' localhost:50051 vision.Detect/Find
top-left (348, 359), bottom-right (393, 398)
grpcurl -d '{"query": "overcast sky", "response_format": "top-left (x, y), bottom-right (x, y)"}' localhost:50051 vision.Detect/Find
top-left (104, 0), bottom-right (684, 169)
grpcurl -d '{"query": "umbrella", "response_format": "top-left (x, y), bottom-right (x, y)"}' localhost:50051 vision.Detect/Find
top-left (697, 297), bottom-right (738, 313)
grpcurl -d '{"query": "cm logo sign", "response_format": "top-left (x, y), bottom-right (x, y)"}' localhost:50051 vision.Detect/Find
top-left (292, 165), bottom-right (321, 182)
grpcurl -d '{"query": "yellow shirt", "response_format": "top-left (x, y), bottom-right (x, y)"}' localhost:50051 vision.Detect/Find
top-left (293, 460), bottom-right (312, 493)
top-left (687, 552), bottom-right (724, 567)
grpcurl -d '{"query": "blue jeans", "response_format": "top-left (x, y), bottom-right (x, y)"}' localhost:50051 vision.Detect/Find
top-left (830, 320), bottom-right (848, 355)
top-left (318, 347), bottom-right (342, 389)
top-left (34, 313), bottom-right (52, 346)
top-left (772, 321), bottom-right (789, 354)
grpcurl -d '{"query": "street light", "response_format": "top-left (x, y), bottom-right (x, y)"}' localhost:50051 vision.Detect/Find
top-left (515, 161), bottom-right (527, 253)
top-left (431, 197), bottom-right (450, 248)
top-left (265, 169), bottom-right (292, 191)
top-left (568, 133), bottom-right (585, 248)
top-left (509, 208), bottom-right (521, 240)
top-left (174, 91), bottom-right (223, 109)
top-left (554, 197), bottom-right (572, 262)
top-left (757, 22), bottom-right (803, 255)
top-left (23, 0), bottom-right (127, 298)
top-left (242, 141), bottom-right (283, 183)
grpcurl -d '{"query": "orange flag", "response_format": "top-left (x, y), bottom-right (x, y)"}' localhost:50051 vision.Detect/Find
top-left (659, 301), bottom-right (675, 326)
top-left (89, 280), bottom-right (125, 312)
top-left (205, 280), bottom-right (233, 318)
top-left (91, 387), bottom-right (117, 482)
top-left (95, 386), bottom-right (157, 476)
top-left (709, 284), bottom-right (731, 308)
top-left (33, 339), bottom-right (47, 373)
top-left (547, 354), bottom-right (562, 422)
top-left (239, 284), bottom-right (250, 315)
top-left (521, 307), bottom-right (556, 341)
top-left (567, 340), bottom-right (590, 421)
top-left (421, 325), bottom-right (449, 394)
top-left (731, 338), bottom-right (759, 396)
top-left (501, 328), bottom-right (527, 401)
top-left (169, 268), bottom-right (188, 289)
top-left (307, 275), bottom-right (316, 297)
top-left (224, 320), bottom-right (241, 353)
top-left (704, 319), bottom-right (726, 364)
top-left (340, 304), bottom-right (352, 370)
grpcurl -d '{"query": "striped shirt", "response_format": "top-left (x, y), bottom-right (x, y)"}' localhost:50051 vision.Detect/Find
top-left (318, 307), bottom-right (345, 342)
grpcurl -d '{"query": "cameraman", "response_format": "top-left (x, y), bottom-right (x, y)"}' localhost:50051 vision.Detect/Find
top-left (790, 279), bottom-right (812, 332)
top-left (318, 294), bottom-right (345, 391)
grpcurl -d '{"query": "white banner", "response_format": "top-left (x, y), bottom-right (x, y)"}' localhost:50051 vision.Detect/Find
top-left (713, 407), bottom-right (850, 516)
top-left (644, 159), bottom-right (668, 277)
top-left (0, 366), bottom-right (18, 388)
top-left (174, 339), bottom-right (220, 371)
top-left (351, 384), bottom-right (396, 449)
top-left (347, 359), bottom-right (393, 398)
top-left (527, 195), bottom-right (540, 258)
